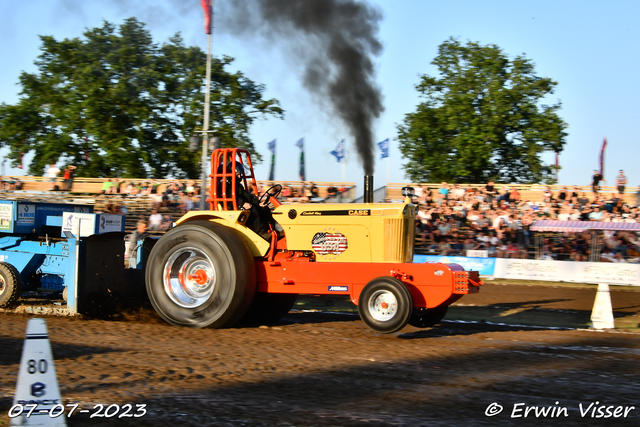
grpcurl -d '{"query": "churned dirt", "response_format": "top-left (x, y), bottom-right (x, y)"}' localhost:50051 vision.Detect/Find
top-left (1, 283), bottom-right (640, 426)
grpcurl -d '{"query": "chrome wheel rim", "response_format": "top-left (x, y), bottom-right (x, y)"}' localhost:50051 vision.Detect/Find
top-left (368, 290), bottom-right (398, 321)
top-left (163, 247), bottom-right (216, 308)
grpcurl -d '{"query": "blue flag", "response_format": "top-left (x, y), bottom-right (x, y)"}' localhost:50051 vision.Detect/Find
top-left (296, 138), bottom-right (305, 181)
top-left (268, 139), bottom-right (276, 181)
top-left (330, 139), bottom-right (345, 163)
top-left (378, 138), bottom-right (389, 159)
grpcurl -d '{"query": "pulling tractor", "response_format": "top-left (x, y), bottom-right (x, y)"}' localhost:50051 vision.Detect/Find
top-left (145, 148), bottom-right (482, 333)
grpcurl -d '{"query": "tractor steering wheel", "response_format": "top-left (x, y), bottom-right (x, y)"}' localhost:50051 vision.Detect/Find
top-left (259, 184), bottom-right (283, 207)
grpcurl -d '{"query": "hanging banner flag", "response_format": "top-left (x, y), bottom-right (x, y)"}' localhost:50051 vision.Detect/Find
top-left (599, 137), bottom-right (607, 176)
top-left (330, 139), bottom-right (345, 163)
top-left (378, 138), bottom-right (389, 159)
top-left (296, 138), bottom-right (305, 181)
top-left (268, 139), bottom-right (276, 181)
top-left (201, 0), bottom-right (213, 34)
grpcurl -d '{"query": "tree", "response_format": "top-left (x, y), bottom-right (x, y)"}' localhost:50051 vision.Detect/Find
top-left (0, 18), bottom-right (283, 178)
top-left (397, 38), bottom-right (567, 184)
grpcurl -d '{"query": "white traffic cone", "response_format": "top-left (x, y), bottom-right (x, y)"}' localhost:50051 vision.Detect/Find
top-left (9, 318), bottom-right (66, 426)
top-left (590, 283), bottom-right (615, 329)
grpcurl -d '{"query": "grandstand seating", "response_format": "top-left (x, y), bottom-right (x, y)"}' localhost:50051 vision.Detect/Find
top-left (385, 183), bottom-right (639, 205)
top-left (0, 176), bottom-right (357, 231)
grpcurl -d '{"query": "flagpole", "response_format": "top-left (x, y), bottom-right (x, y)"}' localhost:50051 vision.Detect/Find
top-left (386, 135), bottom-right (390, 185)
top-left (386, 158), bottom-right (390, 186)
top-left (342, 137), bottom-right (347, 183)
top-left (300, 137), bottom-right (305, 181)
top-left (200, 3), bottom-right (214, 211)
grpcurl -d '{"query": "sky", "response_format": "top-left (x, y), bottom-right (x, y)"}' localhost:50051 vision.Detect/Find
top-left (1, 0), bottom-right (639, 195)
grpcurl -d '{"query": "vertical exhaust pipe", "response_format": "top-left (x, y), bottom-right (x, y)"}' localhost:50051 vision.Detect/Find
top-left (364, 175), bottom-right (373, 203)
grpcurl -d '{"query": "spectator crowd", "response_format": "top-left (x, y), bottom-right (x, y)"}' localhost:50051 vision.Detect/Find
top-left (411, 181), bottom-right (640, 263)
top-left (2, 165), bottom-right (638, 264)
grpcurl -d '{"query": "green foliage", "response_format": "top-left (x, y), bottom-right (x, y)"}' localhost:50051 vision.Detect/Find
top-left (397, 38), bottom-right (567, 184)
top-left (0, 18), bottom-right (283, 178)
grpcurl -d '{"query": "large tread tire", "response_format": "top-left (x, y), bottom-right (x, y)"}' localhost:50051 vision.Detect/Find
top-left (0, 262), bottom-right (22, 308)
top-left (239, 293), bottom-right (299, 326)
top-left (409, 305), bottom-right (448, 328)
top-left (357, 276), bottom-right (412, 334)
top-left (145, 220), bottom-right (256, 328)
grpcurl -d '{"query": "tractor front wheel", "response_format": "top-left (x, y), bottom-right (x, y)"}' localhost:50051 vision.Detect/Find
top-left (408, 305), bottom-right (448, 328)
top-left (145, 220), bottom-right (256, 328)
top-left (358, 277), bottom-right (412, 334)
top-left (0, 262), bottom-right (22, 308)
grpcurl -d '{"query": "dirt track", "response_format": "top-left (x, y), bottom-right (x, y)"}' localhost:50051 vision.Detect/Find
top-left (1, 283), bottom-right (640, 426)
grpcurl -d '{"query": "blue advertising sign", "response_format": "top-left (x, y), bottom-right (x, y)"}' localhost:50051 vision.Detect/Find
top-left (413, 255), bottom-right (496, 276)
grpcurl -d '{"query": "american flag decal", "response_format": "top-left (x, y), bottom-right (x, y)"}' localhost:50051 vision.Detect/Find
top-left (311, 232), bottom-right (348, 256)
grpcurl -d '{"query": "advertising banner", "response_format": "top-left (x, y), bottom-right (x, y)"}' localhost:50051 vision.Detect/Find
top-left (62, 212), bottom-right (96, 237)
top-left (413, 255), bottom-right (496, 276)
top-left (577, 262), bottom-right (639, 286)
top-left (0, 203), bottom-right (13, 231)
top-left (413, 255), bottom-right (640, 286)
top-left (466, 250), bottom-right (488, 258)
top-left (494, 258), bottom-right (640, 286)
top-left (16, 204), bottom-right (36, 225)
top-left (98, 214), bottom-right (124, 233)
top-left (493, 258), bottom-right (563, 282)
top-left (62, 212), bottom-right (125, 237)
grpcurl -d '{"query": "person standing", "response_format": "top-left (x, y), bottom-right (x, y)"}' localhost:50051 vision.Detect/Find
top-left (616, 170), bottom-right (627, 196)
top-left (112, 178), bottom-right (123, 194)
top-left (126, 220), bottom-right (149, 268)
top-left (484, 181), bottom-right (496, 203)
top-left (148, 209), bottom-right (163, 231)
top-left (46, 163), bottom-right (61, 190)
top-left (101, 178), bottom-right (113, 195)
top-left (159, 214), bottom-right (173, 231)
top-left (439, 182), bottom-right (450, 202)
top-left (309, 182), bottom-right (319, 199)
top-left (592, 169), bottom-right (605, 194)
top-left (62, 165), bottom-right (76, 191)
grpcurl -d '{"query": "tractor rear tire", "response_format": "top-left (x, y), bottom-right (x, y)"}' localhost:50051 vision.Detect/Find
top-left (0, 262), bottom-right (22, 308)
top-left (408, 305), bottom-right (448, 328)
top-left (358, 276), bottom-right (412, 334)
top-left (145, 220), bottom-right (256, 328)
top-left (239, 293), bottom-right (299, 325)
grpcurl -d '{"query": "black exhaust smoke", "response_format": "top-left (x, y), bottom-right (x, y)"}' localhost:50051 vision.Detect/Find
top-left (219, 0), bottom-right (385, 176)
top-left (364, 175), bottom-right (373, 203)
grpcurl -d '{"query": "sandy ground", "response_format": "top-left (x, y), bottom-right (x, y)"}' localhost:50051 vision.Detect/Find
top-left (1, 283), bottom-right (640, 426)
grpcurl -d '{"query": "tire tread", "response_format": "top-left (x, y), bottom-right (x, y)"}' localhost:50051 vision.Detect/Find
top-left (0, 262), bottom-right (22, 308)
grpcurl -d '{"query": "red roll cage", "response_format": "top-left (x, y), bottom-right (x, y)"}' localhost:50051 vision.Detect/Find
top-left (209, 148), bottom-right (259, 211)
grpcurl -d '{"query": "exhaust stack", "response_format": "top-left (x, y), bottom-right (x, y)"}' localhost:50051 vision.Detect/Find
top-left (364, 175), bottom-right (374, 203)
